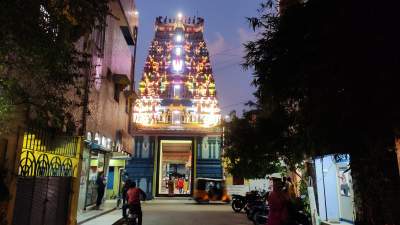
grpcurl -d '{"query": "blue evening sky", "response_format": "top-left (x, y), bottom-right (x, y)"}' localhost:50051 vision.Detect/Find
top-left (134, 0), bottom-right (262, 116)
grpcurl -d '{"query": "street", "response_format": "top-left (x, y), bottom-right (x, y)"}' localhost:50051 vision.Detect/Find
top-left (83, 202), bottom-right (252, 225)
top-left (4, 1), bottom-right (398, 225)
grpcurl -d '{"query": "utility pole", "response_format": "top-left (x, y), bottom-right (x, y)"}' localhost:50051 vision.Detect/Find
top-left (128, 26), bottom-right (138, 134)
top-left (68, 35), bottom-right (91, 225)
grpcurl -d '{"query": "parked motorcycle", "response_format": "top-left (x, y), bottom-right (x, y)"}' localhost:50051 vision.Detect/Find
top-left (249, 202), bottom-right (269, 225)
top-left (232, 190), bottom-right (264, 213)
top-left (253, 207), bottom-right (268, 225)
top-left (231, 194), bottom-right (246, 212)
top-left (245, 191), bottom-right (268, 220)
top-left (251, 197), bottom-right (311, 225)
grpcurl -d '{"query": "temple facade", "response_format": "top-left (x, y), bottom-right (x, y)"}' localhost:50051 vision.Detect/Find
top-left (126, 15), bottom-right (223, 198)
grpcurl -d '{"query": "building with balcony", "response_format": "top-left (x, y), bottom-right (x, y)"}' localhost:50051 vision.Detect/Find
top-left (76, 0), bottom-right (139, 213)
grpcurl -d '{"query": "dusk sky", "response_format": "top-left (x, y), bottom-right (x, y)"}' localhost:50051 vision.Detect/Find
top-left (134, 0), bottom-right (261, 116)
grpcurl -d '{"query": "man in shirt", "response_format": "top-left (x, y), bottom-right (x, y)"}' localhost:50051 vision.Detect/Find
top-left (123, 181), bottom-right (146, 225)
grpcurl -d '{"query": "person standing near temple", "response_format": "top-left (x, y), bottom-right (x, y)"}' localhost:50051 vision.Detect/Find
top-left (267, 175), bottom-right (289, 225)
top-left (177, 177), bottom-right (184, 194)
top-left (285, 177), bottom-right (297, 201)
top-left (168, 176), bottom-right (174, 196)
top-left (95, 171), bottom-right (106, 210)
top-left (183, 178), bottom-right (189, 194)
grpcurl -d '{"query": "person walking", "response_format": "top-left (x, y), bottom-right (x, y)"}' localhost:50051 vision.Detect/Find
top-left (122, 179), bottom-right (131, 206)
top-left (267, 175), bottom-right (289, 225)
top-left (121, 179), bottom-right (131, 216)
top-left (95, 171), bottom-right (106, 210)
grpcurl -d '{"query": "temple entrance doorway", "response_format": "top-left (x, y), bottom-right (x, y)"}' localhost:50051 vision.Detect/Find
top-left (158, 140), bottom-right (193, 196)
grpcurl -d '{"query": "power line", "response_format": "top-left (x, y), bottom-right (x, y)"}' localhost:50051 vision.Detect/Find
top-left (220, 101), bottom-right (248, 109)
top-left (212, 52), bottom-right (242, 57)
top-left (209, 46), bottom-right (242, 56)
top-left (213, 61), bottom-right (243, 73)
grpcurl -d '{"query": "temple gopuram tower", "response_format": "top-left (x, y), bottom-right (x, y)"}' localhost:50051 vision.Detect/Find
top-left (126, 14), bottom-right (223, 198)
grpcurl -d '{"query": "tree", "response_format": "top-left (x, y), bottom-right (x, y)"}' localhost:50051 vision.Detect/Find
top-left (0, 2), bottom-right (109, 224)
top-left (224, 110), bottom-right (284, 178)
top-left (0, 0), bottom-right (109, 134)
top-left (239, 0), bottom-right (400, 224)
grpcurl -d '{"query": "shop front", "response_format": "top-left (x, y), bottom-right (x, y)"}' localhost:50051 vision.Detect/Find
top-left (77, 132), bottom-right (113, 213)
top-left (125, 135), bottom-right (223, 199)
top-left (105, 158), bottom-right (128, 200)
top-left (314, 154), bottom-right (355, 224)
top-left (157, 140), bottom-right (193, 196)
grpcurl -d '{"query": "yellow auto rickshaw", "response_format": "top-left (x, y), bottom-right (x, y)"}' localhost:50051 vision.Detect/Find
top-left (193, 178), bottom-right (231, 203)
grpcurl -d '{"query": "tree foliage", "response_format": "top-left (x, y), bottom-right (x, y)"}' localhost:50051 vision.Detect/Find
top-left (224, 111), bottom-right (284, 178)
top-left (226, 0), bottom-right (400, 224)
top-left (0, 0), bottom-right (109, 134)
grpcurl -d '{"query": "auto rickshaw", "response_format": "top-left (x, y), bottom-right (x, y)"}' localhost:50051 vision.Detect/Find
top-left (193, 178), bottom-right (231, 203)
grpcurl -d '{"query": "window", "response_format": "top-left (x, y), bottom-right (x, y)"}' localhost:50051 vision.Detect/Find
top-left (94, 133), bottom-right (100, 144)
top-left (86, 132), bottom-right (92, 141)
top-left (173, 84), bottom-right (180, 98)
top-left (175, 34), bottom-right (183, 43)
top-left (92, 23), bottom-right (106, 56)
top-left (175, 47), bottom-right (182, 56)
top-left (125, 97), bottom-right (129, 113)
top-left (233, 176), bottom-right (244, 185)
top-left (172, 60), bottom-right (183, 72)
top-left (114, 84), bottom-right (120, 102)
top-left (172, 111), bottom-right (181, 124)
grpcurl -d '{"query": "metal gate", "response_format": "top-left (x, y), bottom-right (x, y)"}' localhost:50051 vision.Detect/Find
top-left (12, 128), bottom-right (81, 225)
top-left (13, 177), bottom-right (71, 225)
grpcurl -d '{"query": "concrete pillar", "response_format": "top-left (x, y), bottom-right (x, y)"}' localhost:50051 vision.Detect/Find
top-left (3, 128), bottom-right (24, 225)
top-left (67, 137), bottom-right (84, 225)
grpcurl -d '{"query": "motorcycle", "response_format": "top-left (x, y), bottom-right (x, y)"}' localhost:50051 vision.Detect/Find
top-left (245, 191), bottom-right (268, 220)
top-left (251, 197), bottom-right (311, 225)
top-left (126, 207), bottom-right (140, 225)
top-left (231, 190), bottom-right (263, 213)
top-left (253, 208), bottom-right (268, 225)
top-left (250, 203), bottom-right (269, 225)
top-left (231, 194), bottom-right (246, 212)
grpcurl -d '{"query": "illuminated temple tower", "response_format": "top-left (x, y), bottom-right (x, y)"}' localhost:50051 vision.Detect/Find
top-left (126, 14), bottom-right (223, 198)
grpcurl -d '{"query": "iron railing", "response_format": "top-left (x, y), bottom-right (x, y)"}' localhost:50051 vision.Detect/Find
top-left (18, 128), bottom-right (80, 177)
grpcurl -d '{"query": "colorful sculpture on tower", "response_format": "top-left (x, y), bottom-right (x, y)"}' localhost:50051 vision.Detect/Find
top-left (133, 15), bottom-right (221, 129)
top-left (128, 15), bottom-right (223, 199)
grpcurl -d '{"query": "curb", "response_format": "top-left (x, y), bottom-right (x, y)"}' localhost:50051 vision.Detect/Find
top-left (77, 207), bottom-right (117, 225)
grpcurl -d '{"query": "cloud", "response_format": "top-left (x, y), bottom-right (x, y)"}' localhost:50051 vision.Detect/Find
top-left (207, 32), bottom-right (229, 56)
top-left (237, 27), bottom-right (258, 44)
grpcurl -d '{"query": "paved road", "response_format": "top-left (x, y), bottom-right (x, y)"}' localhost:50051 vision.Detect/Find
top-left (83, 202), bottom-right (252, 225)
